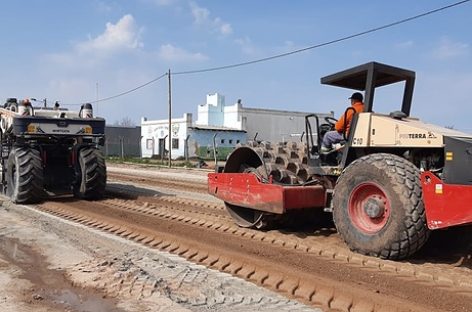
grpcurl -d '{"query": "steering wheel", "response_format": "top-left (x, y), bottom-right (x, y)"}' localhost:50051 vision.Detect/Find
top-left (324, 116), bottom-right (338, 126)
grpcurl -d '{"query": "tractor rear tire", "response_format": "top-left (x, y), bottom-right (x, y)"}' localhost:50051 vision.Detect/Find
top-left (6, 147), bottom-right (44, 204)
top-left (73, 148), bottom-right (106, 200)
top-left (333, 153), bottom-right (429, 260)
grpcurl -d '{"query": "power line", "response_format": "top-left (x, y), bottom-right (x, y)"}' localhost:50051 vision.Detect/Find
top-left (173, 0), bottom-right (470, 75)
top-left (63, 72), bottom-right (167, 105)
top-left (65, 0), bottom-right (469, 104)
top-left (91, 73), bottom-right (167, 103)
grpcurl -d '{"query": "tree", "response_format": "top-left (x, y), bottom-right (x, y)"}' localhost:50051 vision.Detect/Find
top-left (113, 117), bottom-right (136, 127)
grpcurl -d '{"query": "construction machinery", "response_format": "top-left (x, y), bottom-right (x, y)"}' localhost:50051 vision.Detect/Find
top-left (208, 62), bottom-right (472, 260)
top-left (0, 99), bottom-right (106, 203)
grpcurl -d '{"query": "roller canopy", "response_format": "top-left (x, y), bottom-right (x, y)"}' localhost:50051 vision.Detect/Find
top-left (321, 62), bottom-right (416, 116)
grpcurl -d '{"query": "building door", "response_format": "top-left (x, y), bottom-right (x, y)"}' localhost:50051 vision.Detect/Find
top-left (158, 138), bottom-right (166, 158)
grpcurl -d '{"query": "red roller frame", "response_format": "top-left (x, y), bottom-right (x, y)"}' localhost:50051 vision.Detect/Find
top-left (421, 172), bottom-right (472, 229)
top-left (208, 173), bottom-right (327, 214)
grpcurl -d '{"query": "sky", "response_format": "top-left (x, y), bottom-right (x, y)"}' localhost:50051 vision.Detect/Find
top-left (0, 1), bottom-right (471, 131)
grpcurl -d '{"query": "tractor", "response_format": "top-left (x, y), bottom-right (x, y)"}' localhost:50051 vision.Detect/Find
top-left (208, 62), bottom-right (472, 260)
top-left (0, 99), bottom-right (106, 203)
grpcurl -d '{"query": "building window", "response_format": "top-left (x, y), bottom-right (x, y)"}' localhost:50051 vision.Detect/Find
top-left (220, 139), bottom-right (225, 144)
top-left (229, 139), bottom-right (233, 144)
top-left (146, 139), bottom-right (153, 149)
top-left (172, 138), bottom-right (179, 149)
top-left (236, 140), bottom-right (240, 144)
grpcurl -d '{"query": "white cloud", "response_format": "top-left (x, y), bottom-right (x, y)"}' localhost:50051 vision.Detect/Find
top-left (158, 43), bottom-right (208, 62)
top-left (190, 1), bottom-right (210, 24)
top-left (234, 36), bottom-right (259, 55)
top-left (46, 14), bottom-right (208, 69)
top-left (218, 20), bottom-right (233, 36)
top-left (432, 38), bottom-right (469, 60)
top-left (45, 14), bottom-right (144, 70)
top-left (77, 14), bottom-right (143, 54)
top-left (189, 1), bottom-right (233, 36)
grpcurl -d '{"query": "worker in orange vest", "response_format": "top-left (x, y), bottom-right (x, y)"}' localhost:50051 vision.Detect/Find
top-left (321, 92), bottom-right (364, 152)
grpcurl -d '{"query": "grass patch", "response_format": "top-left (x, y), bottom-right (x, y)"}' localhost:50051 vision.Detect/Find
top-left (106, 156), bottom-right (199, 168)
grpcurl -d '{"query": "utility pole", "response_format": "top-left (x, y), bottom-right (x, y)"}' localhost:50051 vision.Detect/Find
top-left (96, 82), bottom-right (99, 115)
top-left (168, 69), bottom-right (172, 168)
top-left (120, 136), bottom-right (124, 160)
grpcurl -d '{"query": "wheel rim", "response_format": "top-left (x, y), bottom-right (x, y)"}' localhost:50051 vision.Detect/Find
top-left (348, 182), bottom-right (391, 234)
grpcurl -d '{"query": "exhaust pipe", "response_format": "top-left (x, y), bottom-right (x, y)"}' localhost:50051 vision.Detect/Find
top-left (79, 103), bottom-right (93, 118)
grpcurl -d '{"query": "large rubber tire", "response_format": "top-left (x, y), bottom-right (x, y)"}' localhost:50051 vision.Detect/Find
top-left (6, 147), bottom-right (44, 204)
top-left (73, 148), bottom-right (106, 200)
top-left (333, 153), bottom-right (430, 260)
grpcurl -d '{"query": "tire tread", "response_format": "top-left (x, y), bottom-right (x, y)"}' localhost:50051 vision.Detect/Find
top-left (74, 147), bottom-right (106, 200)
top-left (7, 147), bottom-right (44, 204)
top-left (333, 153), bottom-right (430, 260)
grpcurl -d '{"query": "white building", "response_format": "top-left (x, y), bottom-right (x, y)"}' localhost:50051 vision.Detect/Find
top-left (141, 93), bottom-right (332, 159)
top-left (140, 111), bottom-right (245, 160)
top-left (141, 113), bottom-right (193, 159)
top-left (197, 93), bottom-right (333, 142)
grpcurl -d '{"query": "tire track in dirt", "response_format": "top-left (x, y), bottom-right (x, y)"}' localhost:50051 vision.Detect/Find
top-left (108, 172), bottom-right (208, 194)
top-left (35, 197), bottom-right (472, 312)
top-left (104, 178), bottom-right (472, 297)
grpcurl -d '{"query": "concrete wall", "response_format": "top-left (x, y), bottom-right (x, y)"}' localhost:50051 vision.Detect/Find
top-left (225, 104), bottom-right (333, 143)
top-left (188, 128), bottom-right (246, 160)
top-left (222, 102), bottom-right (243, 129)
top-left (196, 93), bottom-right (225, 127)
top-left (104, 126), bottom-right (141, 157)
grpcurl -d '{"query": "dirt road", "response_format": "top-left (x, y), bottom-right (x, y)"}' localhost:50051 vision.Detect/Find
top-left (0, 164), bottom-right (470, 311)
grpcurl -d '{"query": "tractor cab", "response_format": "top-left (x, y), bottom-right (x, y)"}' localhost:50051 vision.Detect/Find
top-left (307, 62), bottom-right (416, 166)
